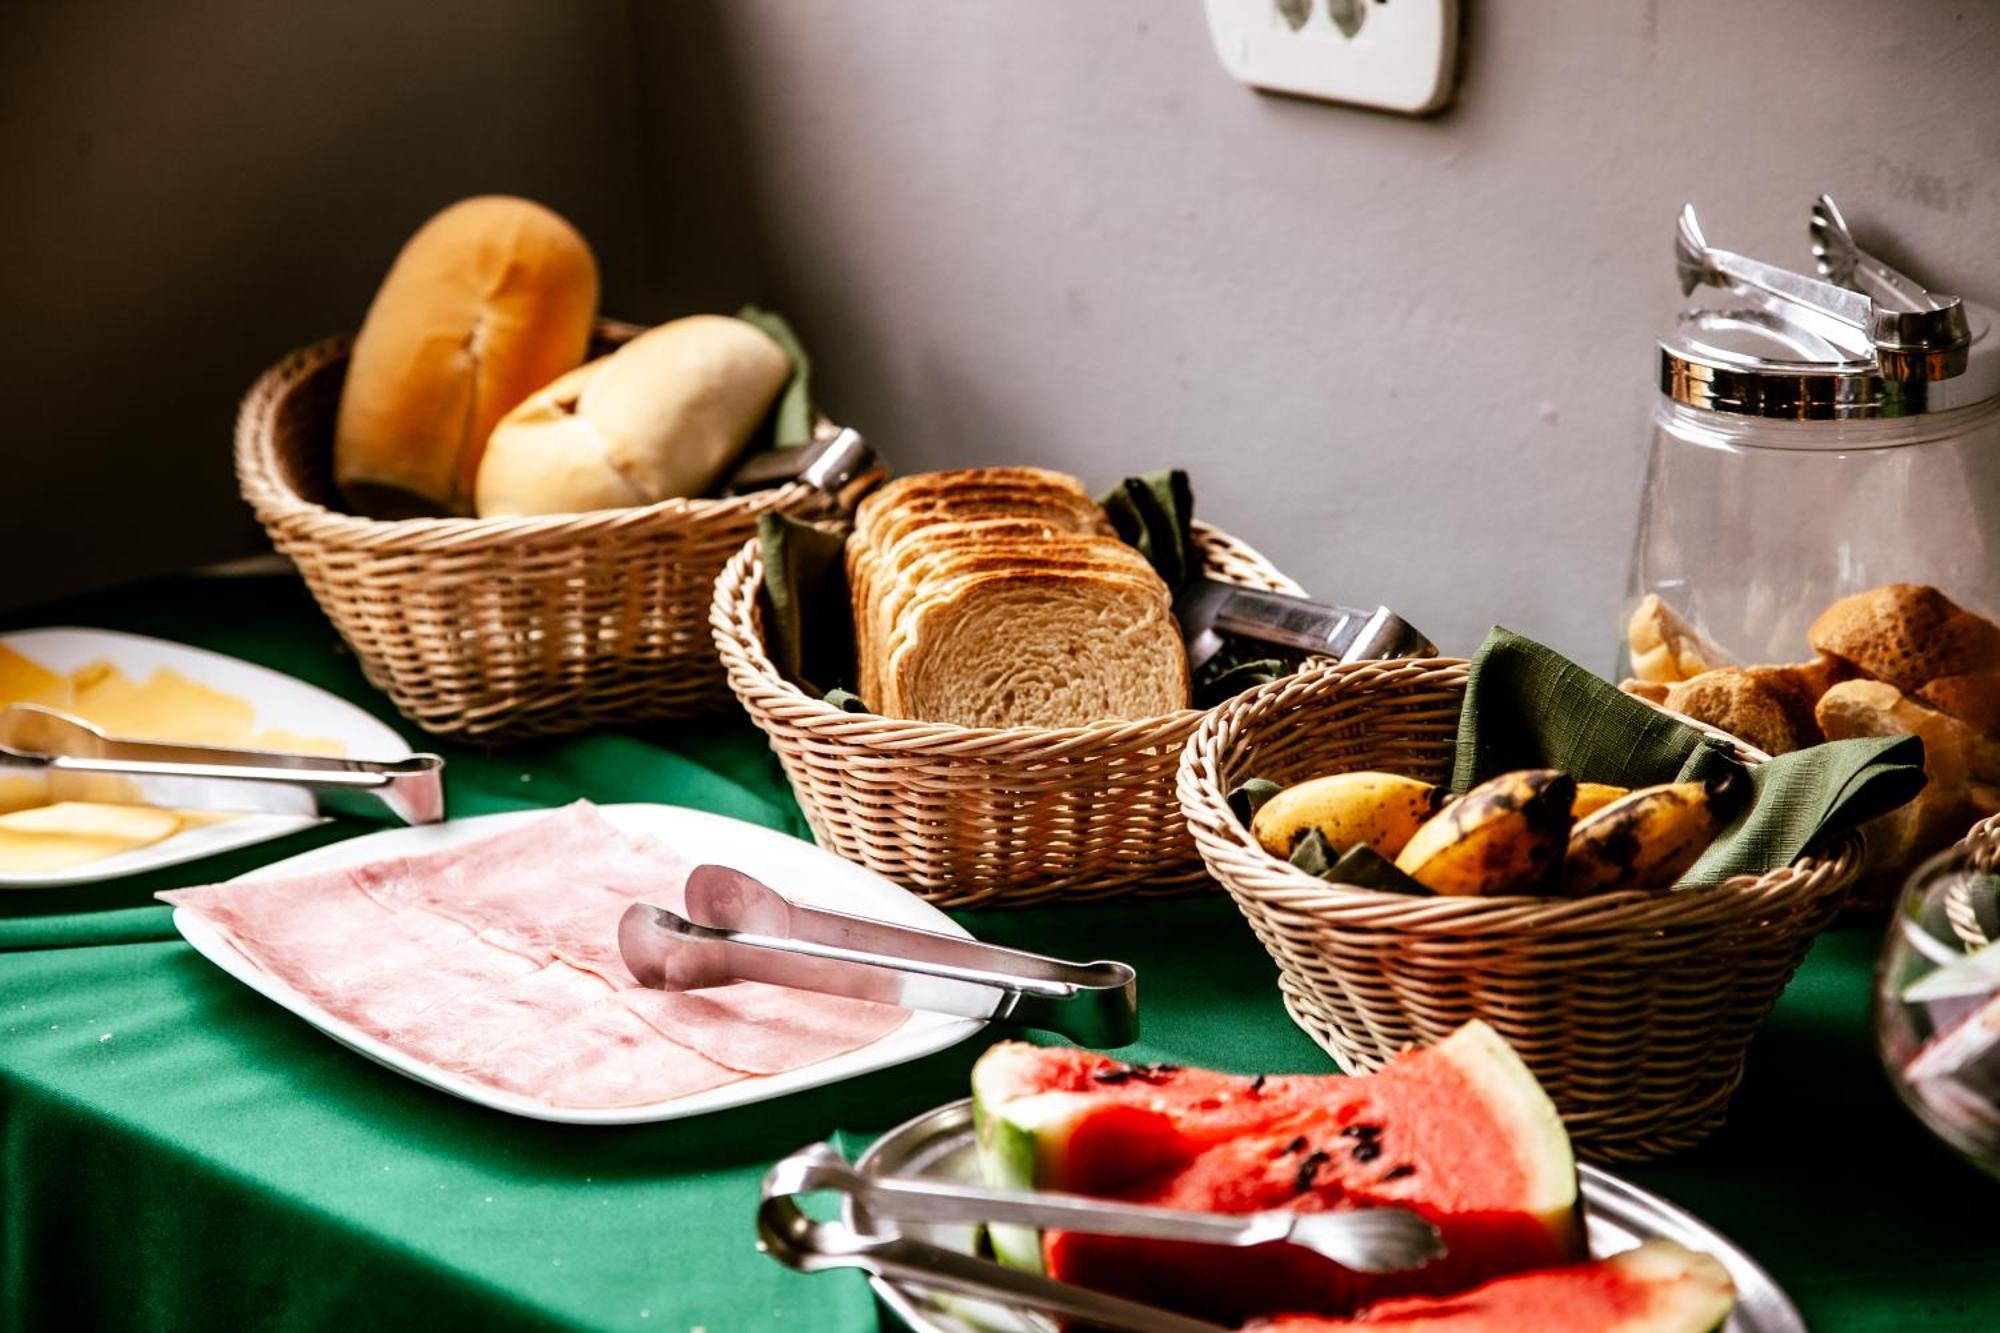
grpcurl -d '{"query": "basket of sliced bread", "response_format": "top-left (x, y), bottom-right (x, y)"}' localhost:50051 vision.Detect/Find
top-left (710, 465), bottom-right (1305, 909)
top-left (1176, 632), bottom-right (1922, 1163)
top-left (237, 196), bottom-right (835, 740)
top-left (1624, 583), bottom-right (2000, 905)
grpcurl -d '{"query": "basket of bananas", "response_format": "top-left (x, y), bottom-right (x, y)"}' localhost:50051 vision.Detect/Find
top-left (1174, 641), bottom-right (1916, 1163)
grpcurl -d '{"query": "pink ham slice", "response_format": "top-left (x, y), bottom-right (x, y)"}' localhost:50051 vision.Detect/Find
top-left (463, 995), bottom-right (743, 1108)
top-left (160, 802), bottom-right (911, 1110)
top-left (619, 983), bottom-right (911, 1076)
top-left (160, 869), bottom-right (474, 1011)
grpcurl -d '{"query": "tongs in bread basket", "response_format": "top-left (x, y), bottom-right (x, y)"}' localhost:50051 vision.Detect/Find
top-left (723, 426), bottom-right (886, 512)
top-left (758, 1141), bottom-right (1445, 1333)
top-left (0, 704), bottom-right (445, 825)
top-left (1176, 582), bottom-right (1436, 673)
top-left (619, 865), bottom-right (1138, 1046)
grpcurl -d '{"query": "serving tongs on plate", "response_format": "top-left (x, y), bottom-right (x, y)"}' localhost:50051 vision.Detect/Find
top-left (618, 865), bottom-right (1139, 1046)
top-left (0, 703), bottom-right (445, 825)
top-left (758, 1141), bottom-right (1445, 1333)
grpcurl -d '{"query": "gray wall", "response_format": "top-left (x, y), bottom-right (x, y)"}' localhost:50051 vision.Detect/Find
top-left (639, 0), bottom-right (2000, 663)
top-left (6, 1), bottom-right (1999, 666)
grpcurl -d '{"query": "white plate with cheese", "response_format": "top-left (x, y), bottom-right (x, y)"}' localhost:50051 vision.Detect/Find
top-left (0, 627), bottom-right (410, 888)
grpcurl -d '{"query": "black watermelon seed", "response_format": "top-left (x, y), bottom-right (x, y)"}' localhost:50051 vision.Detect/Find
top-left (1382, 1164), bottom-right (1416, 1181)
top-left (1351, 1140), bottom-right (1384, 1163)
top-left (1294, 1151), bottom-right (1332, 1193)
top-left (1282, 1136), bottom-right (1308, 1156)
top-left (1340, 1124), bottom-right (1382, 1139)
top-left (1249, 1074), bottom-right (1267, 1095)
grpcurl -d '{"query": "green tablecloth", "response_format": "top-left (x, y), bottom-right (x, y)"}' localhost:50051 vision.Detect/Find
top-left (2, 576), bottom-right (1993, 1332)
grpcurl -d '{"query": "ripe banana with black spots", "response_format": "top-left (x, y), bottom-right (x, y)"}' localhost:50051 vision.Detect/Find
top-left (1250, 771), bottom-right (1442, 861)
top-left (1560, 780), bottom-right (1723, 895)
top-left (1572, 782), bottom-right (1630, 820)
top-left (1393, 768), bottom-right (1577, 895)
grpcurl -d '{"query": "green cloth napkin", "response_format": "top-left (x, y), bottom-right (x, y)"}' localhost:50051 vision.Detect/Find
top-left (756, 512), bottom-right (856, 700)
top-left (734, 305), bottom-right (813, 447)
top-left (1458, 628), bottom-right (1928, 885)
top-left (1099, 469), bottom-right (1195, 595)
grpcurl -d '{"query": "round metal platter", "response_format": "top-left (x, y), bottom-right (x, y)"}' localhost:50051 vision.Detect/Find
top-left (850, 1099), bottom-right (1804, 1333)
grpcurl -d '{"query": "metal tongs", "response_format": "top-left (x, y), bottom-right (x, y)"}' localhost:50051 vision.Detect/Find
top-left (0, 703), bottom-right (445, 825)
top-left (1676, 196), bottom-right (1972, 380)
top-left (1175, 582), bottom-right (1436, 674)
top-left (618, 865), bottom-right (1138, 1046)
top-left (723, 426), bottom-right (886, 511)
top-left (758, 1142), bottom-right (1445, 1333)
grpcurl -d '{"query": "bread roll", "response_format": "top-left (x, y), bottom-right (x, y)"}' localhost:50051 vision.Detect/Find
top-left (335, 196), bottom-right (599, 517)
top-left (1807, 583), bottom-right (2000, 692)
top-left (475, 315), bottom-right (789, 517)
top-left (1627, 594), bottom-right (1724, 684)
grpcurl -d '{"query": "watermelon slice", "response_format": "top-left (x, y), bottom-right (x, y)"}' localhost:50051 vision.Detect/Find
top-left (1241, 1240), bottom-right (1736, 1332)
top-left (972, 1021), bottom-right (1585, 1326)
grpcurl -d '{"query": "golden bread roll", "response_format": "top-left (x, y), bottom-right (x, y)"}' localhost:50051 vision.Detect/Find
top-left (475, 315), bottom-right (789, 517)
top-left (1664, 667), bottom-right (1818, 756)
top-left (335, 196), bottom-right (599, 517)
top-left (1914, 671), bottom-right (2000, 736)
top-left (1807, 583), bottom-right (2000, 693)
top-left (1627, 594), bottom-right (1725, 684)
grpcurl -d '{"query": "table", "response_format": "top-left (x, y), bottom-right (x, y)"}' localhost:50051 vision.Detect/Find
top-left (2, 575), bottom-right (1993, 1332)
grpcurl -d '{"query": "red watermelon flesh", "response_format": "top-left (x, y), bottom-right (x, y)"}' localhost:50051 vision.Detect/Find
top-left (972, 1022), bottom-right (1585, 1326)
top-left (1243, 1240), bottom-right (1736, 1332)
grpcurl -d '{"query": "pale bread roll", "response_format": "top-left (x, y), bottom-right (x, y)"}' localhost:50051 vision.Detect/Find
top-left (335, 196), bottom-right (599, 517)
top-left (475, 315), bottom-right (790, 517)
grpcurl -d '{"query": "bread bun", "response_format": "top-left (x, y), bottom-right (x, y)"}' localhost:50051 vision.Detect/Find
top-left (335, 196), bottom-right (599, 517)
top-left (1807, 583), bottom-right (2000, 692)
top-left (474, 315), bottom-right (789, 518)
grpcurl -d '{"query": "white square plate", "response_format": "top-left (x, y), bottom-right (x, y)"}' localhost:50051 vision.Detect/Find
top-left (1, 627), bottom-right (412, 889)
top-left (172, 803), bottom-right (986, 1124)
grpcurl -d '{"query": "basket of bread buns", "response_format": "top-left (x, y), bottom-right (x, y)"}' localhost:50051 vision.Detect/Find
top-left (1174, 647), bottom-right (1894, 1163)
top-left (1624, 583), bottom-right (2000, 904)
top-left (236, 196), bottom-right (833, 740)
top-left (710, 466), bottom-right (1304, 909)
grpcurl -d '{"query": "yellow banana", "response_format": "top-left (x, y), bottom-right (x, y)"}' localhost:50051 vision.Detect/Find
top-left (1393, 769), bottom-right (1577, 895)
top-left (1250, 771), bottom-right (1442, 861)
top-left (1572, 782), bottom-right (1630, 820)
top-left (1560, 780), bottom-right (1720, 895)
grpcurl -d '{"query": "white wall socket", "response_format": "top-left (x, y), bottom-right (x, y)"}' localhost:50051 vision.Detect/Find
top-left (1203, 0), bottom-right (1459, 116)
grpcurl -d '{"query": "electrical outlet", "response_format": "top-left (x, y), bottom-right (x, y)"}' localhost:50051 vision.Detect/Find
top-left (1203, 0), bottom-right (1459, 116)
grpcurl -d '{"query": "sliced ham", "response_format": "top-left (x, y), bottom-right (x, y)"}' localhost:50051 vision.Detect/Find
top-left (618, 983), bottom-right (911, 1075)
top-left (160, 802), bottom-right (911, 1111)
top-left (464, 996), bottom-right (743, 1108)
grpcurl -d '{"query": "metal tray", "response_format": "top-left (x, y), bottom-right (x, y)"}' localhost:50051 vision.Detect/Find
top-left (850, 1099), bottom-right (1804, 1333)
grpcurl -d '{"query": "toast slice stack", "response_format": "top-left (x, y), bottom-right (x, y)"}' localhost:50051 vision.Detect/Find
top-left (846, 469), bottom-right (1191, 726)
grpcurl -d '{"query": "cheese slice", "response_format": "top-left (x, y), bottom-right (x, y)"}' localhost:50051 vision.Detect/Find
top-left (0, 801), bottom-right (184, 874)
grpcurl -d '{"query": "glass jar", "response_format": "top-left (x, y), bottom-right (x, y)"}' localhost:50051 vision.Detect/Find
top-left (1629, 393), bottom-right (2000, 669)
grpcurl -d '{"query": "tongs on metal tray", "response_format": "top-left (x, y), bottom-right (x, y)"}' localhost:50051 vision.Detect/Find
top-left (758, 1142), bottom-right (1446, 1333)
top-left (0, 703), bottom-right (445, 825)
top-left (618, 865), bottom-right (1139, 1046)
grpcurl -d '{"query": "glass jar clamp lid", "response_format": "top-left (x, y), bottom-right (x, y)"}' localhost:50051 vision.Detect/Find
top-left (1662, 195), bottom-right (1999, 420)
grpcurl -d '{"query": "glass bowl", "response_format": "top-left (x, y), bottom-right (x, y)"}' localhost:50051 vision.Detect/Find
top-left (1874, 835), bottom-right (2000, 1178)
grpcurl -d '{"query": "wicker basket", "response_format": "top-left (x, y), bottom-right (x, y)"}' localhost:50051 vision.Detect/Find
top-left (235, 322), bottom-right (829, 740)
top-left (1176, 658), bottom-right (1863, 1163)
top-left (710, 522), bottom-right (1303, 909)
top-left (1945, 812), bottom-right (1999, 951)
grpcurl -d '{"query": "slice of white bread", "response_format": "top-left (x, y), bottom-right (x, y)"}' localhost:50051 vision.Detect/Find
top-left (843, 468), bottom-right (1187, 724)
top-left (888, 569), bottom-right (1189, 727)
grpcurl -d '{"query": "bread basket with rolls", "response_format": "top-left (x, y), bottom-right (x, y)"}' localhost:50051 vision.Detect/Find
top-left (709, 464), bottom-right (1309, 909)
top-left (1175, 644), bottom-right (1905, 1163)
top-left (236, 197), bottom-right (842, 740)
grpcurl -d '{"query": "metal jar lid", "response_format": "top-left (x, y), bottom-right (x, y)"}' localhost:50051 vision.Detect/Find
top-left (1659, 197), bottom-right (2000, 420)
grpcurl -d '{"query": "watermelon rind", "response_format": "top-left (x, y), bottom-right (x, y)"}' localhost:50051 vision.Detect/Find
top-left (971, 1043), bottom-right (1091, 1272)
top-left (1903, 938), bottom-right (2000, 1033)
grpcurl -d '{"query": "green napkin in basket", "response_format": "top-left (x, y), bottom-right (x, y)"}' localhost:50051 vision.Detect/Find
top-left (734, 305), bottom-right (814, 448)
top-left (1458, 628), bottom-right (1928, 884)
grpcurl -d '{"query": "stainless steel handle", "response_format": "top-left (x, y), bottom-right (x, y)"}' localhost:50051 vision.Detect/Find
top-left (758, 1194), bottom-right (1226, 1333)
